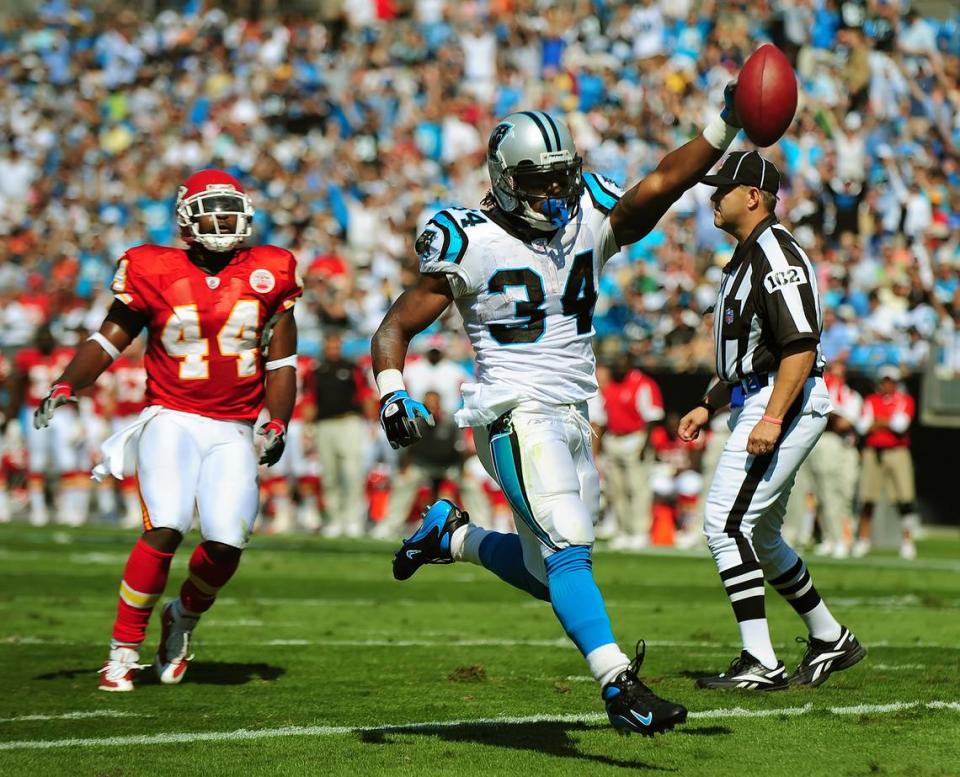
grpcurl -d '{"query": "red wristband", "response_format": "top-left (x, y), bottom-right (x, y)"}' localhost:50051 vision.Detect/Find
top-left (50, 383), bottom-right (74, 399)
top-left (262, 418), bottom-right (287, 435)
top-left (761, 415), bottom-right (783, 426)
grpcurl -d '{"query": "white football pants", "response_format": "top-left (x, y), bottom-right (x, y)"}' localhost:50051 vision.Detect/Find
top-left (25, 406), bottom-right (84, 474)
top-left (136, 409), bottom-right (259, 548)
top-left (472, 401), bottom-right (600, 585)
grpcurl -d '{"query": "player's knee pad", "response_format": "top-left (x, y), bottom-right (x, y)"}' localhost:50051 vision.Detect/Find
top-left (540, 491), bottom-right (595, 547)
top-left (896, 502), bottom-right (916, 517)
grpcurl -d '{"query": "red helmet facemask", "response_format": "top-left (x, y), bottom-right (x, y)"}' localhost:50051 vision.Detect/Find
top-left (176, 169), bottom-right (254, 253)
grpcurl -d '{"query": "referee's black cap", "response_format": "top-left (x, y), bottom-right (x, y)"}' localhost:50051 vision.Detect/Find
top-left (702, 151), bottom-right (781, 195)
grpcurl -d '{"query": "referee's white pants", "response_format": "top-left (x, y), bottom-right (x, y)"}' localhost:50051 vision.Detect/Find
top-left (703, 378), bottom-right (830, 581)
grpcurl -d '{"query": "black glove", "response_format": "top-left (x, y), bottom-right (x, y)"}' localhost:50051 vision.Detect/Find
top-left (379, 391), bottom-right (435, 450)
top-left (257, 419), bottom-right (287, 466)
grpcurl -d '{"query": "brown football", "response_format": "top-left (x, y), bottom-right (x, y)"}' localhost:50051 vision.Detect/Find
top-left (734, 44), bottom-right (798, 147)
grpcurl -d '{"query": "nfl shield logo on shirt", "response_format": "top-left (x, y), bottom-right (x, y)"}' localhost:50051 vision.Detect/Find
top-left (205, 276), bottom-right (220, 290)
top-left (249, 269), bottom-right (276, 294)
top-left (724, 307), bottom-right (735, 325)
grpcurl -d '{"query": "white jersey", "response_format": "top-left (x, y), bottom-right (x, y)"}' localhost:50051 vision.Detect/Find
top-left (417, 172), bottom-right (623, 427)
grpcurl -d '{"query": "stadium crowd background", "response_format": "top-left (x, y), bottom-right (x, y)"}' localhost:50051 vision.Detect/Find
top-left (0, 0), bottom-right (958, 542)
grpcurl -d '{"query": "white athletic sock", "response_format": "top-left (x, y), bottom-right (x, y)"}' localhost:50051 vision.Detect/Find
top-left (586, 643), bottom-right (631, 688)
top-left (801, 601), bottom-right (842, 642)
top-left (451, 523), bottom-right (490, 564)
top-left (739, 619), bottom-right (778, 669)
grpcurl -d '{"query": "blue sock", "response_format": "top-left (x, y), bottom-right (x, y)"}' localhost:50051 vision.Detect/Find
top-left (544, 545), bottom-right (617, 657)
top-left (478, 533), bottom-right (550, 602)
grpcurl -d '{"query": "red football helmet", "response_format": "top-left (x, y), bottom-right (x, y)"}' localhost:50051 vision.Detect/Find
top-left (176, 169), bottom-right (255, 253)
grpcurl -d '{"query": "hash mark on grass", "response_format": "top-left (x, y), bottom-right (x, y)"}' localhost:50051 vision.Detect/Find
top-left (1, 700), bottom-right (958, 751)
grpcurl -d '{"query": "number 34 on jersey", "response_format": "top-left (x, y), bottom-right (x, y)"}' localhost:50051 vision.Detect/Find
top-left (416, 172), bottom-right (624, 406)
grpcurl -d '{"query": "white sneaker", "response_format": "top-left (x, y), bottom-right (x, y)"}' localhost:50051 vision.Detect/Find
top-left (851, 539), bottom-right (871, 559)
top-left (155, 601), bottom-right (198, 685)
top-left (813, 541), bottom-right (834, 557)
top-left (831, 543), bottom-right (850, 560)
top-left (98, 644), bottom-right (147, 692)
top-left (629, 534), bottom-right (650, 551)
top-left (299, 505), bottom-right (322, 533)
top-left (674, 530), bottom-right (702, 550)
top-left (608, 534), bottom-right (635, 551)
top-left (343, 524), bottom-right (366, 539)
top-left (322, 523), bottom-right (345, 539)
top-left (899, 541), bottom-right (917, 561)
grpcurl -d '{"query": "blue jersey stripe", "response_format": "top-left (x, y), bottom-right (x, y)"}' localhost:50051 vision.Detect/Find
top-left (490, 429), bottom-right (558, 550)
top-left (583, 172), bottom-right (619, 214)
top-left (429, 211), bottom-right (468, 264)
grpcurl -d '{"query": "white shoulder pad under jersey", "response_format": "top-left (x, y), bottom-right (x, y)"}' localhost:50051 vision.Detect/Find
top-left (416, 207), bottom-right (491, 298)
top-left (580, 171), bottom-right (624, 264)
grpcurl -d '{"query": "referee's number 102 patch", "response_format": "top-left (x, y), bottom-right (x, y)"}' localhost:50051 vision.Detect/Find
top-left (763, 267), bottom-right (806, 293)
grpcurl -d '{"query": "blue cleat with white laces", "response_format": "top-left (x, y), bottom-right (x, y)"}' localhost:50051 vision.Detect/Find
top-left (392, 499), bottom-right (469, 581)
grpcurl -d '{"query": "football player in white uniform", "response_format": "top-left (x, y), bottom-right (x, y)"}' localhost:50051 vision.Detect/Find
top-left (372, 99), bottom-right (741, 736)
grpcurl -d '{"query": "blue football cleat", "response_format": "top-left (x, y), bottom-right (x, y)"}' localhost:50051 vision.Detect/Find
top-left (392, 499), bottom-right (469, 581)
top-left (602, 641), bottom-right (688, 736)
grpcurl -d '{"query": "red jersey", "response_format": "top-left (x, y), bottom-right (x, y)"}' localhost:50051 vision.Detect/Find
top-left (860, 391), bottom-right (914, 449)
top-left (111, 244), bottom-right (302, 422)
top-left (292, 355), bottom-right (317, 421)
top-left (602, 371), bottom-right (664, 436)
top-left (110, 354), bottom-right (148, 417)
top-left (14, 347), bottom-right (75, 408)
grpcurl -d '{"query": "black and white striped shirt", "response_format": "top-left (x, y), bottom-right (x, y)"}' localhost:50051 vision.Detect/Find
top-left (713, 215), bottom-right (825, 383)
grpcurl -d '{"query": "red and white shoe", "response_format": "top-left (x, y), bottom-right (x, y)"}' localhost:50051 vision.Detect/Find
top-left (98, 644), bottom-right (146, 692)
top-left (155, 601), bottom-right (198, 685)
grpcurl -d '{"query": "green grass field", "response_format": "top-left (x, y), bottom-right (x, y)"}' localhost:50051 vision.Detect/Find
top-left (0, 524), bottom-right (958, 776)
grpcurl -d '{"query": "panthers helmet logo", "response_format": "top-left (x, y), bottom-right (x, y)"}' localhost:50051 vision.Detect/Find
top-left (488, 122), bottom-right (512, 158)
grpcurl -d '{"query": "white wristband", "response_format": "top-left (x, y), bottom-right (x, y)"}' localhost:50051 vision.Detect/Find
top-left (375, 368), bottom-right (406, 399)
top-left (702, 116), bottom-right (740, 151)
top-left (265, 354), bottom-right (297, 371)
top-left (88, 332), bottom-right (120, 361)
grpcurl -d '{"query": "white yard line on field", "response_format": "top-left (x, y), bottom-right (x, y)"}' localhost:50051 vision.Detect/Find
top-left (0, 700), bottom-right (957, 751)
top-left (0, 710), bottom-right (144, 724)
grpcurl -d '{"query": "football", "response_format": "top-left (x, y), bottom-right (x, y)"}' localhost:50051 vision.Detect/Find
top-left (734, 44), bottom-right (798, 147)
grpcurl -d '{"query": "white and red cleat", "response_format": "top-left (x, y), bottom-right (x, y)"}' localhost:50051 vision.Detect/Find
top-left (155, 601), bottom-right (198, 685)
top-left (98, 644), bottom-right (146, 692)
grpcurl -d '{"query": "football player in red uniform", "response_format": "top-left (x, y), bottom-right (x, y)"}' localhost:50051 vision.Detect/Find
top-left (10, 326), bottom-right (84, 527)
top-left (33, 169), bottom-right (302, 691)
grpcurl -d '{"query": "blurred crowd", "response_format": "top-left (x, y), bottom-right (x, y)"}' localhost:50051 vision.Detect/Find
top-left (1, 0), bottom-right (958, 371)
top-left (0, 0), bottom-right (957, 539)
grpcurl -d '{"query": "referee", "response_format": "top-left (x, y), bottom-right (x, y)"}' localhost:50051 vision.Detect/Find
top-left (678, 152), bottom-right (865, 690)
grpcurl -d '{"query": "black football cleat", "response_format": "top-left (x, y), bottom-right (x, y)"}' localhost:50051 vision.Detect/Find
top-left (789, 626), bottom-right (866, 687)
top-left (696, 651), bottom-right (789, 691)
top-left (392, 499), bottom-right (469, 581)
top-left (602, 641), bottom-right (688, 736)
